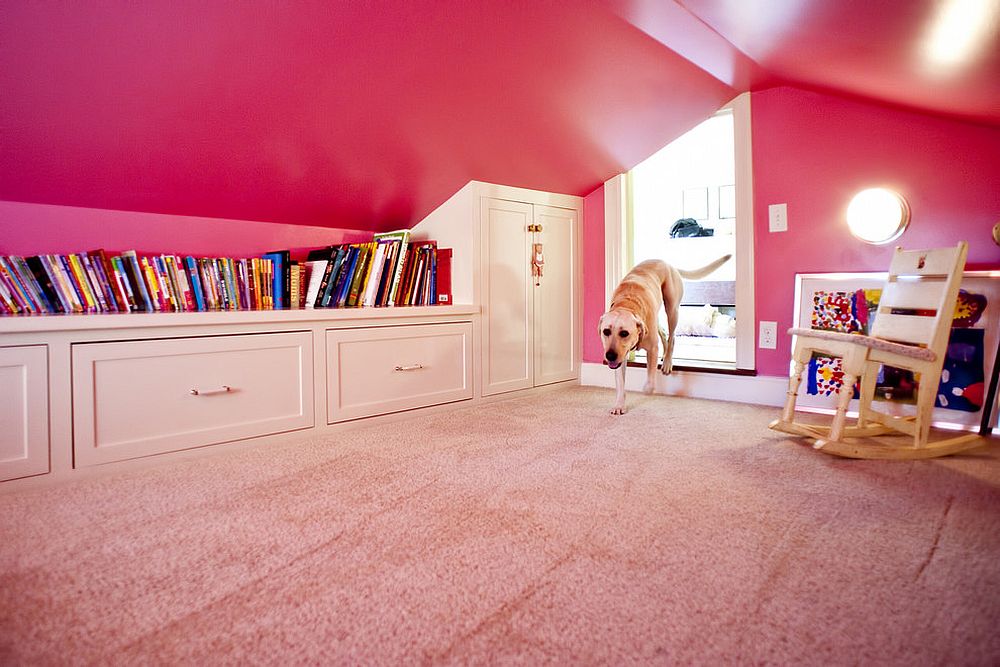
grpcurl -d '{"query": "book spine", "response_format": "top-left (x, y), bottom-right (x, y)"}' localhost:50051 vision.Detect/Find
top-left (0, 257), bottom-right (32, 313)
top-left (198, 259), bottom-right (216, 310)
top-left (151, 256), bottom-right (173, 311)
top-left (227, 258), bottom-right (242, 310)
top-left (345, 246), bottom-right (368, 307)
top-left (30, 256), bottom-right (69, 313)
top-left (140, 256), bottom-right (163, 311)
top-left (95, 250), bottom-right (128, 312)
top-left (121, 251), bottom-right (153, 312)
top-left (184, 257), bottom-right (206, 311)
top-left (0, 268), bottom-right (17, 313)
top-left (83, 253), bottom-right (112, 312)
top-left (337, 247), bottom-right (360, 307)
top-left (13, 256), bottom-right (52, 313)
top-left (57, 255), bottom-right (87, 312)
top-left (316, 250), bottom-right (340, 308)
top-left (90, 252), bottom-right (119, 312)
top-left (111, 256), bottom-right (137, 312)
top-left (67, 255), bottom-right (96, 312)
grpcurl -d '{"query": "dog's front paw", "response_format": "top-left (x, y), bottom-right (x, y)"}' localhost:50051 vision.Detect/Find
top-left (610, 406), bottom-right (627, 415)
top-left (661, 361), bottom-right (673, 375)
top-left (642, 381), bottom-right (655, 394)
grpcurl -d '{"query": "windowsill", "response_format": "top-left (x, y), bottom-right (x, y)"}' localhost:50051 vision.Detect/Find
top-left (624, 359), bottom-right (755, 376)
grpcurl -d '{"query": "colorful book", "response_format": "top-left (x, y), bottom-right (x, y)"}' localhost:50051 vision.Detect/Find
top-left (333, 246), bottom-right (360, 308)
top-left (27, 256), bottom-right (67, 313)
top-left (54, 255), bottom-right (86, 313)
top-left (435, 248), bottom-right (452, 304)
top-left (120, 251), bottom-right (153, 312)
top-left (372, 229), bottom-right (411, 306)
top-left (319, 247), bottom-right (347, 308)
top-left (302, 246), bottom-right (331, 308)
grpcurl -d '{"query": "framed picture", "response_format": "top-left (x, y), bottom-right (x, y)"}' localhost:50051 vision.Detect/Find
top-left (791, 271), bottom-right (1000, 432)
top-left (682, 187), bottom-right (709, 220)
top-left (718, 184), bottom-right (735, 219)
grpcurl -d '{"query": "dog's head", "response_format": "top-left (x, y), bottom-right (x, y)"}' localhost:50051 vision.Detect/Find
top-left (598, 309), bottom-right (644, 370)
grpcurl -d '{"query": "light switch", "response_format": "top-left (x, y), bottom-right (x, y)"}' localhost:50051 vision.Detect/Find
top-left (768, 203), bottom-right (788, 232)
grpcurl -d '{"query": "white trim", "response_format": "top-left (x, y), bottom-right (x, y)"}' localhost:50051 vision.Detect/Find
top-left (474, 181), bottom-right (582, 210)
top-left (728, 92), bottom-right (756, 370)
top-left (580, 362), bottom-right (787, 407)
top-left (603, 173), bottom-right (627, 306)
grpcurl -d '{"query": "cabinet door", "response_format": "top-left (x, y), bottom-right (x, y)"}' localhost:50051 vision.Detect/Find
top-left (0, 345), bottom-right (49, 481)
top-left (482, 197), bottom-right (534, 396)
top-left (533, 204), bottom-right (579, 386)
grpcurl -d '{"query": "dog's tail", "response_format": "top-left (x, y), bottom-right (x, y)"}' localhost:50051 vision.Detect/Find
top-left (677, 254), bottom-right (732, 280)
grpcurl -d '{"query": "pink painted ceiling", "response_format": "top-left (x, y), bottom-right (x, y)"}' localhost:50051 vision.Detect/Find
top-left (1, 1), bottom-right (996, 231)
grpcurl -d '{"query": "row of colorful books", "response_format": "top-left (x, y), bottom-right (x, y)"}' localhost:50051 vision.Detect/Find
top-left (303, 230), bottom-right (452, 309)
top-left (0, 249), bottom-right (300, 315)
top-left (0, 234), bottom-right (452, 316)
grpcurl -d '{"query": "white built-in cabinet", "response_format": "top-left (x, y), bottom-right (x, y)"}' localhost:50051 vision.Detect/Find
top-left (480, 197), bottom-right (580, 396)
top-left (0, 180), bottom-right (583, 488)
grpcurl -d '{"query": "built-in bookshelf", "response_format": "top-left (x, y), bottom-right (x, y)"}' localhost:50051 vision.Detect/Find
top-left (0, 229), bottom-right (452, 317)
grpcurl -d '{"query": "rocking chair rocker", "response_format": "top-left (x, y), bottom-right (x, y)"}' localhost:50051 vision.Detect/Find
top-left (769, 241), bottom-right (986, 459)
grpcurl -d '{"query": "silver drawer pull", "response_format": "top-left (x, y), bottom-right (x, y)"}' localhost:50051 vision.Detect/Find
top-left (190, 385), bottom-right (232, 396)
top-left (394, 364), bottom-right (424, 372)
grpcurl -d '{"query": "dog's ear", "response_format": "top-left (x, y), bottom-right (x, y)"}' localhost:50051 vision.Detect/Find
top-left (633, 316), bottom-right (645, 342)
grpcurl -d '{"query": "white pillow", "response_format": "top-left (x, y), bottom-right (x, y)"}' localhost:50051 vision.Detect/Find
top-left (712, 313), bottom-right (737, 338)
top-left (675, 304), bottom-right (717, 336)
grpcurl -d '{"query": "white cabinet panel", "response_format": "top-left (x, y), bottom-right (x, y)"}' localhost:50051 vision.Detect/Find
top-left (73, 332), bottom-right (313, 466)
top-left (481, 197), bottom-right (580, 396)
top-left (327, 322), bottom-right (473, 422)
top-left (0, 345), bottom-right (49, 481)
top-left (482, 198), bottom-right (534, 395)
top-left (533, 204), bottom-right (579, 386)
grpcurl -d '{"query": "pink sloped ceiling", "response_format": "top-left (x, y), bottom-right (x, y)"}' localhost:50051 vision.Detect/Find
top-left (0, 1), bottom-right (737, 232)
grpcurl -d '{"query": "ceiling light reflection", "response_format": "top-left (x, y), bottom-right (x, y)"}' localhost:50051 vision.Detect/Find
top-left (924, 0), bottom-right (1000, 70)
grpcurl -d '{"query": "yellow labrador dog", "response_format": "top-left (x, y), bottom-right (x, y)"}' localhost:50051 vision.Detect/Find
top-left (600, 255), bottom-right (731, 415)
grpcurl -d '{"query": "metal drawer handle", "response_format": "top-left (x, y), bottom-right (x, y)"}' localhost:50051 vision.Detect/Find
top-left (190, 385), bottom-right (232, 396)
top-left (394, 364), bottom-right (424, 372)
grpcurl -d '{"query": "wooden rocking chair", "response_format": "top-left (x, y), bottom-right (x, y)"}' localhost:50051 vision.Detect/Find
top-left (769, 241), bottom-right (986, 459)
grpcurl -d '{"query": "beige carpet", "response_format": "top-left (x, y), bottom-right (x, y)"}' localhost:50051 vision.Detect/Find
top-left (1, 386), bottom-right (998, 665)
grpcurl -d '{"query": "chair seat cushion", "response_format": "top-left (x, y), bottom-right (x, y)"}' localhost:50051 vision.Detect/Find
top-left (787, 328), bottom-right (937, 362)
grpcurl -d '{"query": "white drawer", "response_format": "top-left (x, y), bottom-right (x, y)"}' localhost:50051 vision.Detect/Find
top-left (72, 332), bottom-right (313, 466)
top-left (327, 322), bottom-right (473, 422)
top-left (0, 345), bottom-right (49, 481)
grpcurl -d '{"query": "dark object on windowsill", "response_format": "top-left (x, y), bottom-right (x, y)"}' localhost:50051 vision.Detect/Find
top-left (670, 218), bottom-right (714, 238)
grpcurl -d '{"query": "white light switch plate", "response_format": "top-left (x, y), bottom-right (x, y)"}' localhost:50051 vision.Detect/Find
top-left (768, 203), bottom-right (788, 232)
top-left (759, 321), bottom-right (777, 349)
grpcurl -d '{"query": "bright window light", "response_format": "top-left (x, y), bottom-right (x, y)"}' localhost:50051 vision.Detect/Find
top-left (846, 188), bottom-right (910, 245)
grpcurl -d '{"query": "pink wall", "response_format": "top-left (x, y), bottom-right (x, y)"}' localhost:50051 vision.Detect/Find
top-left (0, 201), bottom-right (368, 260)
top-left (752, 86), bottom-right (1000, 376)
top-left (581, 85), bottom-right (1000, 375)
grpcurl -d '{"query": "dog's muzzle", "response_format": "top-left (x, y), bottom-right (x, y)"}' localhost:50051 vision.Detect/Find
top-left (605, 350), bottom-right (622, 369)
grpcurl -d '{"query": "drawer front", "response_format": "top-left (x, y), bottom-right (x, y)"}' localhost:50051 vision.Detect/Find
top-left (73, 332), bottom-right (313, 466)
top-left (0, 345), bottom-right (49, 481)
top-left (327, 322), bottom-right (473, 422)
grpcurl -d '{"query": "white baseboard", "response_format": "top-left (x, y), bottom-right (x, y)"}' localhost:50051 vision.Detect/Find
top-left (580, 363), bottom-right (788, 407)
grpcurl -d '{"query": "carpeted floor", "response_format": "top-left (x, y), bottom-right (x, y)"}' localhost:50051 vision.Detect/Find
top-left (1, 386), bottom-right (998, 665)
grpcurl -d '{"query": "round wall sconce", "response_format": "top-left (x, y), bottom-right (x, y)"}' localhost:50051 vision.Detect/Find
top-left (846, 187), bottom-right (911, 244)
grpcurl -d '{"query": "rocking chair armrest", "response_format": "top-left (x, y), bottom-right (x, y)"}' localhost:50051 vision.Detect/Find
top-left (786, 328), bottom-right (937, 362)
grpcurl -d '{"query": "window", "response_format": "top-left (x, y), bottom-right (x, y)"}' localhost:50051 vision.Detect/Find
top-left (607, 93), bottom-right (755, 371)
